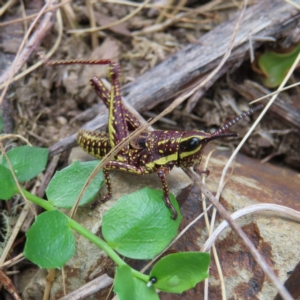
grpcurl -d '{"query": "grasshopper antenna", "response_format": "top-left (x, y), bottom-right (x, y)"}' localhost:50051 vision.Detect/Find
top-left (211, 104), bottom-right (264, 137)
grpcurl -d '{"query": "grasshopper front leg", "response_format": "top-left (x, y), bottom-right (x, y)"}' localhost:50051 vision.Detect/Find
top-left (90, 160), bottom-right (147, 208)
top-left (91, 160), bottom-right (178, 219)
top-left (157, 166), bottom-right (178, 220)
top-left (90, 168), bottom-right (112, 209)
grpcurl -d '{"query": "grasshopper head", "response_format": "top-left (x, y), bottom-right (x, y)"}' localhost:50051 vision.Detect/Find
top-left (177, 105), bottom-right (263, 168)
top-left (177, 130), bottom-right (237, 168)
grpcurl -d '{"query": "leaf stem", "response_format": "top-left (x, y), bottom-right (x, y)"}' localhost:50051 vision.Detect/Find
top-left (21, 188), bottom-right (55, 211)
top-left (19, 188), bottom-right (148, 282)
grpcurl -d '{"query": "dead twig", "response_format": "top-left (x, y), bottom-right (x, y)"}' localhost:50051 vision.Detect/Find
top-left (186, 169), bottom-right (293, 300)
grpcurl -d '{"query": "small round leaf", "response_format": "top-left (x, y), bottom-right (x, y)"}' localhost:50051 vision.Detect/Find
top-left (0, 165), bottom-right (16, 200)
top-left (24, 210), bottom-right (75, 269)
top-left (114, 265), bottom-right (159, 300)
top-left (2, 146), bottom-right (48, 182)
top-left (102, 187), bottom-right (182, 259)
top-left (46, 160), bottom-right (104, 208)
top-left (149, 252), bottom-right (210, 293)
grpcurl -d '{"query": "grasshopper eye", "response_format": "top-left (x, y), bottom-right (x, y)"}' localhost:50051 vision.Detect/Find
top-left (180, 137), bottom-right (201, 151)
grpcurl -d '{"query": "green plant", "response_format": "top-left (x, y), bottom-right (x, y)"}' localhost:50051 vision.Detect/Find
top-left (0, 145), bottom-right (210, 299)
top-left (256, 42), bottom-right (300, 88)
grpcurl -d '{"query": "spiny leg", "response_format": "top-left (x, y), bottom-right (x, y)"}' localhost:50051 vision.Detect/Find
top-left (91, 161), bottom-right (148, 208)
top-left (90, 76), bottom-right (141, 130)
top-left (90, 76), bottom-right (111, 108)
top-left (91, 168), bottom-right (112, 209)
top-left (48, 59), bottom-right (129, 148)
top-left (157, 166), bottom-right (178, 220)
top-left (106, 63), bottom-right (129, 149)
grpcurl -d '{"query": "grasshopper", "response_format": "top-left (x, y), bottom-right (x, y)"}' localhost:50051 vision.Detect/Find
top-left (50, 59), bottom-right (261, 220)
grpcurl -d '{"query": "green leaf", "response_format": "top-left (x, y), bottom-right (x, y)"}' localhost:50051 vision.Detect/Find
top-left (149, 252), bottom-right (210, 293)
top-left (0, 164), bottom-right (16, 200)
top-left (46, 160), bottom-right (104, 208)
top-left (114, 265), bottom-right (159, 300)
top-left (102, 187), bottom-right (182, 259)
top-left (257, 43), bottom-right (300, 88)
top-left (24, 210), bottom-right (75, 268)
top-left (1, 146), bottom-right (48, 182)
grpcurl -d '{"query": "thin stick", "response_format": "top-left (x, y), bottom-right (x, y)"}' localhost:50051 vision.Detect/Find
top-left (0, 8), bottom-right (63, 89)
top-left (67, 0), bottom-right (151, 35)
top-left (202, 204), bottom-right (300, 251)
top-left (186, 169), bottom-right (293, 300)
top-left (249, 81), bottom-right (300, 104)
top-left (217, 51), bottom-right (300, 196)
top-left (0, 0), bottom-right (56, 103)
top-left (0, 0), bottom-right (71, 27)
top-left (0, 201), bottom-right (31, 265)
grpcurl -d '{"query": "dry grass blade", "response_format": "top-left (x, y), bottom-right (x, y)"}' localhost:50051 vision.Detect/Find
top-left (0, 253), bottom-right (24, 269)
top-left (0, 269), bottom-right (22, 300)
top-left (86, 0), bottom-right (98, 49)
top-left (133, 0), bottom-right (223, 35)
top-left (0, 134), bottom-right (31, 145)
top-left (44, 269), bottom-right (55, 300)
top-left (0, 0), bottom-right (71, 27)
top-left (186, 169), bottom-right (293, 300)
top-left (249, 81), bottom-right (300, 104)
top-left (0, 0), bottom-right (57, 102)
top-left (0, 201), bottom-right (30, 264)
top-left (218, 52), bottom-right (300, 192)
top-left (199, 47), bottom-right (300, 300)
top-left (202, 148), bottom-right (235, 300)
top-left (0, 0), bottom-right (17, 17)
top-left (102, 0), bottom-right (192, 11)
top-left (202, 204), bottom-right (300, 251)
top-left (59, 274), bottom-right (114, 300)
top-left (0, 7), bottom-right (63, 90)
top-left (67, 0), bottom-right (151, 35)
